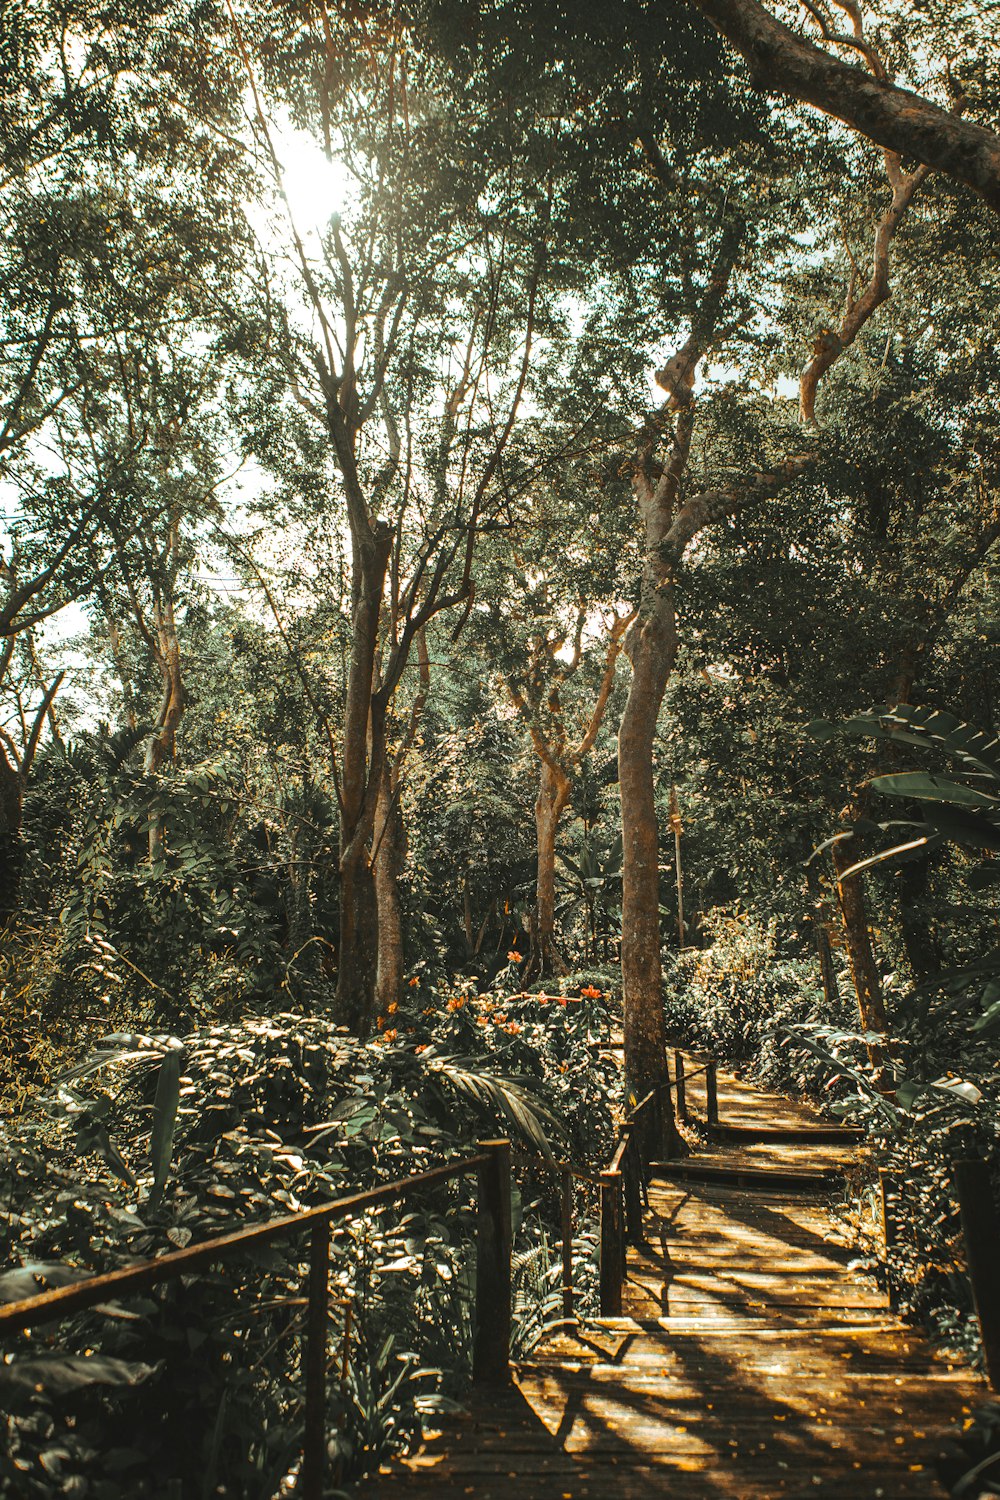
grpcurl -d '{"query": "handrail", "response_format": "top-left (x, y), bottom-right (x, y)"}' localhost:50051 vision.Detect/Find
top-left (0, 1145), bottom-right (506, 1500)
top-left (0, 1153), bottom-right (488, 1335)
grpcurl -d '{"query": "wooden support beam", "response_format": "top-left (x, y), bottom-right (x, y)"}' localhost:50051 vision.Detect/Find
top-left (957, 1158), bottom-right (1000, 1391)
top-left (706, 1060), bottom-right (719, 1128)
top-left (302, 1219), bottom-right (330, 1500)
top-left (474, 1139), bottom-right (512, 1383)
top-left (560, 1166), bottom-right (574, 1320)
top-left (600, 1168), bottom-right (624, 1315)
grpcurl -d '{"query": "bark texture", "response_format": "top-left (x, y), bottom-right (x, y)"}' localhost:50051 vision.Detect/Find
top-left (374, 761), bottom-right (406, 1015)
top-left (0, 747), bottom-right (23, 928)
top-left (689, 0), bottom-right (1000, 209)
top-left (620, 407), bottom-right (691, 1114)
top-left (335, 518), bottom-right (392, 1036)
top-left (832, 829), bottom-right (890, 1073)
top-left (532, 757), bottom-right (572, 977)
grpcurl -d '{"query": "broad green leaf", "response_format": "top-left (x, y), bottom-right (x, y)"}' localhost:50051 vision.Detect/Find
top-left (0, 1264), bottom-right (91, 1304)
top-left (0, 1355), bottom-right (159, 1397)
top-left (868, 772), bottom-right (1000, 808)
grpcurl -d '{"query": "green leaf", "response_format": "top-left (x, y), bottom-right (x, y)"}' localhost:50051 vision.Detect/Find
top-left (834, 831), bottom-right (944, 882)
top-left (868, 772), bottom-right (1000, 808)
top-left (0, 1355), bottom-right (159, 1397)
top-left (0, 1263), bottom-right (92, 1304)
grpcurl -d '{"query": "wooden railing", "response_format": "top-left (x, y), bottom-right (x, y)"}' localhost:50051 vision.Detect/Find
top-left (0, 1047), bottom-right (725, 1490)
top-left (673, 1049), bottom-right (719, 1129)
top-left (0, 1142), bottom-right (513, 1499)
top-left (596, 1049), bottom-right (720, 1316)
top-left (516, 1047), bottom-right (721, 1319)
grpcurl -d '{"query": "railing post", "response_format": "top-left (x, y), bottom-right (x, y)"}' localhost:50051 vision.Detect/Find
top-left (658, 1077), bottom-right (685, 1160)
top-left (474, 1139), bottom-right (512, 1383)
top-left (878, 1169), bottom-right (899, 1311)
top-left (957, 1159), bottom-right (1000, 1391)
top-left (600, 1168), bottom-right (623, 1316)
top-left (302, 1218), bottom-right (330, 1500)
top-left (706, 1060), bottom-right (719, 1128)
top-left (560, 1166), bottom-right (574, 1320)
top-left (624, 1133), bottom-right (644, 1247)
top-left (674, 1051), bottom-right (687, 1122)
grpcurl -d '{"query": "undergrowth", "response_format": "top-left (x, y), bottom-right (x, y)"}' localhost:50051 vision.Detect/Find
top-left (0, 977), bottom-right (617, 1498)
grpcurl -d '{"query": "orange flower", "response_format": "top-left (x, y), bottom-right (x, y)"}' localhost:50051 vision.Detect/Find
top-left (387, 1000), bottom-right (399, 1014)
top-left (422, 1007), bottom-right (435, 1017)
top-left (375, 1015), bottom-right (386, 1031)
top-left (507, 1022), bottom-right (521, 1035)
top-left (477, 1015), bottom-right (489, 1027)
top-left (384, 1028), bottom-right (398, 1042)
top-left (556, 995), bottom-right (568, 1007)
top-left (537, 993), bottom-right (550, 1004)
top-left (580, 985), bottom-right (602, 1000)
top-left (408, 976), bottom-right (420, 988)
top-left (415, 1043), bottom-right (429, 1054)
top-left (507, 950), bottom-right (522, 963)
top-left (447, 995), bottom-right (466, 1011)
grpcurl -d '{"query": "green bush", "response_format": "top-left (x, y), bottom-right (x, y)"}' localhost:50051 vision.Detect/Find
top-left (0, 979), bottom-right (617, 1497)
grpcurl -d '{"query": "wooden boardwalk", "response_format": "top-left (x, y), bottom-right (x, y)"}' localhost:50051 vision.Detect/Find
top-left (365, 1069), bottom-right (981, 1498)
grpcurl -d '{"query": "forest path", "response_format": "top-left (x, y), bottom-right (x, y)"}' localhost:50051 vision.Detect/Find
top-left (363, 1067), bottom-right (982, 1498)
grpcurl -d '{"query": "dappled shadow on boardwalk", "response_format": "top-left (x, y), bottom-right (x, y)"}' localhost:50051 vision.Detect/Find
top-left (365, 1067), bottom-right (981, 1499)
top-left (368, 1322), bottom-right (972, 1499)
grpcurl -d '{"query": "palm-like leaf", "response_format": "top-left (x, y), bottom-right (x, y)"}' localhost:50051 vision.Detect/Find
top-left (421, 1053), bottom-right (566, 1157)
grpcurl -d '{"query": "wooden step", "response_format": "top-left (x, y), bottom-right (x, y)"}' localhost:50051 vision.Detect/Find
top-left (709, 1123), bottom-right (864, 1146)
top-left (650, 1159), bottom-right (843, 1192)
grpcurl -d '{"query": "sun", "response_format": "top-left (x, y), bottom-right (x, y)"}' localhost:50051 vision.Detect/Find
top-left (275, 125), bottom-right (357, 235)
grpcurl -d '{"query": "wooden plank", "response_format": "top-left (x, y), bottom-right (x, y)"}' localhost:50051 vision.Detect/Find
top-left (367, 1063), bottom-right (981, 1499)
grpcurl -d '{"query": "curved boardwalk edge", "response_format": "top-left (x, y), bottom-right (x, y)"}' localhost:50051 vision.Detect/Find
top-left (364, 1070), bottom-right (983, 1499)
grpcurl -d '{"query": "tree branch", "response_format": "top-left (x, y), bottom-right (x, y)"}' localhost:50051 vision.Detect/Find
top-left (688, 0), bottom-right (1000, 209)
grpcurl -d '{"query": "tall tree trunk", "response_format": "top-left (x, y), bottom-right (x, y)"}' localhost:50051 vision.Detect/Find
top-left (372, 626), bottom-right (430, 1010)
top-left (620, 599), bottom-right (677, 1112)
top-left (144, 598), bottom-right (185, 860)
top-left (0, 747), bottom-right (23, 928)
top-left (530, 757), bottom-right (571, 979)
top-left (335, 524), bottom-right (392, 1036)
top-left (832, 830), bottom-right (890, 1077)
top-left (374, 763), bottom-right (406, 1014)
top-left (620, 402), bottom-right (690, 1119)
top-left (814, 909), bottom-right (841, 1012)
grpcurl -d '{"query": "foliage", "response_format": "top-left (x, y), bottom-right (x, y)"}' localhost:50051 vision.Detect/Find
top-left (0, 982), bottom-right (616, 1495)
top-left (4, 0), bottom-right (1000, 1484)
top-left (661, 910), bottom-right (834, 1071)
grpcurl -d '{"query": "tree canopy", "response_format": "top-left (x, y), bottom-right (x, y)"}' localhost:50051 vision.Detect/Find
top-left (3, 1), bottom-right (1000, 1491)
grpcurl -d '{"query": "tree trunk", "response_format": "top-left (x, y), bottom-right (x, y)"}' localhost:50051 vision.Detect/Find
top-left (619, 397), bottom-right (693, 1142)
top-left (144, 601), bottom-right (186, 861)
top-left (338, 847), bottom-right (380, 1033)
top-left (0, 747), bottom-right (23, 928)
top-left (831, 833), bottom-right (890, 1075)
top-left (815, 914), bottom-right (841, 1011)
top-left (144, 630), bottom-right (185, 776)
top-left (374, 763), bottom-right (406, 1014)
top-left (335, 524), bottom-right (392, 1035)
top-left (620, 604), bottom-right (676, 1113)
top-left (530, 757), bottom-right (570, 979)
